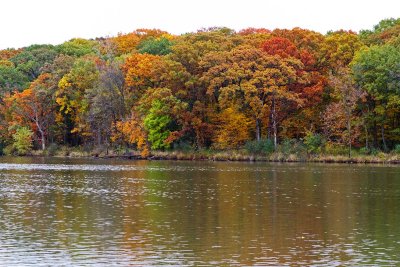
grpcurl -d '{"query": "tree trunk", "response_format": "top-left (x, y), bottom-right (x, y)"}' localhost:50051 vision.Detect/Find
top-left (347, 116), bottom-right (351, 158)
top-left (347, 111), bottom-right (351, 158)
top-left (363, 117), bottom-right (369, 150)
top-left (35, 119), bottom-right (46, 150)
top-left (38, 126), bottom-right (46, 150)
top-left (381, 124), bottom-right (387, 151)
top-left (272, 97), bottom-right (277, 149)
top-left (256, 118), bottom-right (261, 141)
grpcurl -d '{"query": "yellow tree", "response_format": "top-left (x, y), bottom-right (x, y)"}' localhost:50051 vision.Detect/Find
top-left (56, 57), bottom-right (99, 142)
top-left (202, 45), bottom-right (303, 148)
top-left (213, 107), bottom-right (252, 149)
top-left (122, 53), bottom-right (162, 106)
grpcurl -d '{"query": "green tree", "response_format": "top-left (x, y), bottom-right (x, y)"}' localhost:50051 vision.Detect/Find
top-left (352, 43), bottom-right (400, 150)
top-left (0, 65), bottom-right (28, 95)
top-left (304, 131), bottom-right (324, 154)
top-left (10, 44), bottom-right (58, 80)
top-left (138, 37), bottom-right (173, 55)
top-left (12, 126), bottom-right (33, 155)
top-left (57, 38), bottom-right (97, 57)
top-left (144, 100), bottom-right (172, 150)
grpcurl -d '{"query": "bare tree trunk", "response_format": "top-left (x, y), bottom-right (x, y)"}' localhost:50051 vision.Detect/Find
top-left (256, 118), bottom-right (261, 141)
top-left (272, 97), bottom-right (277, 149)
top-left (348, 118), bottom-right (352, 158)
top-left (37, 124), bottom-right (46, 150)
top-left (34, 115), bottom-right (46, 150)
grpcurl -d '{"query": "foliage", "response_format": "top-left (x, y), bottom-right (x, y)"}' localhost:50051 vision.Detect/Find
top-left (304, 131), bottom-right (325, 154)
top-left (144, 100), bottom-right (172, 150)
top-left (138, 37), bottom-right (173, 55)
top-left (213, 107), bottom-right (252, 149)
top-left (10, 44), bottom-right (58, 81)
top-left (12, 126), bottom-right (33, 155)
top-left (324, 142), bottom-right (349, 156)
top-left (277, 139), bottom-right (306, 156)
top-left (0, 65), bottom-right (29, 94)
top-left (46, 143), bottom-right (59, 156)
top-left (57, 38), bottom-right (97, 57)
top-left (0, 19), bottom-right (399, 156)
top-left (245, 138), bottom-right (275, 155)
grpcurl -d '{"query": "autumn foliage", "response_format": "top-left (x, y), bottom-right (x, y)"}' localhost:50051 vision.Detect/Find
top-left (1, 18), bottom-right (400, 156)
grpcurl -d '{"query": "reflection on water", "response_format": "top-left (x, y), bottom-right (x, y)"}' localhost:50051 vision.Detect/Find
top-left (0, 157), bottom-right (399, 266)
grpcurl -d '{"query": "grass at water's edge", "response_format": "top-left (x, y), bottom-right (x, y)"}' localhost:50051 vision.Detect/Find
top-left (22, 146), bottom-right (400, 164)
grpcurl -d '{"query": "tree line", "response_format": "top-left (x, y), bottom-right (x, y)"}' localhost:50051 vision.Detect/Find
top-left (1, 18), bottom-right (400, 156)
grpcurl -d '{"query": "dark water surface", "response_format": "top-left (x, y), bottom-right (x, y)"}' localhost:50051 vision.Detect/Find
top-left (0, 157), bottom-right (399, 266)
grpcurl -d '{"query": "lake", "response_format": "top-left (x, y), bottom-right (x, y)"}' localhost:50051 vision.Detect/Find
top-left (0, 157), bottom-right (399, 266)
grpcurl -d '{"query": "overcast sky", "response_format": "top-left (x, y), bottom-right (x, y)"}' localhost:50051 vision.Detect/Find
top-left (1, 0), bottom-right (399, 49)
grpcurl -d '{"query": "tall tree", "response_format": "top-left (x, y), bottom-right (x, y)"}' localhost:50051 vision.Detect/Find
top-left (202, 45), bottom-right (303, 147)
top-left (56, 56), bottom-right (99, 144)
top-left (5, 73), bottom-right (55, 150)
top-left (352, 43), bottom-right (400, 150)
top-left (324, 67), bottom-right (364, 157)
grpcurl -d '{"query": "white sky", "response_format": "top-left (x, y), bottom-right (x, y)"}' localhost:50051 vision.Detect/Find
top-left (1, 0), bottom-right (399, 49)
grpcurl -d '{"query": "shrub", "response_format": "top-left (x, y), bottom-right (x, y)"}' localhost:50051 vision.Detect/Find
top-left (3, 144), bottom-right (15, 156)
top-left (304, 132), bottom-right (325, 154)
top-left (394, 144), bottom-right (400, 154)
top-left (359, 147), bottom-right (370, 155)
top-left (278, 139), bottom-right (307, 156)
top-left (173, 141), bottom-right (193, 152)
top-left (46, 143), bottom-right (58, 156)
top-left (245, 138), bottom-right (275, 155)
top-left (369, 147), bottom-right (380, 156)
top-left (325, 142), bottom-right (348, 155)
top-left (12, 127), bottom-right (33, 156)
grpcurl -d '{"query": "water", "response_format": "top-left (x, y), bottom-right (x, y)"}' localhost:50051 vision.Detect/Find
top-left (0, 157), bottom-right (399, 266)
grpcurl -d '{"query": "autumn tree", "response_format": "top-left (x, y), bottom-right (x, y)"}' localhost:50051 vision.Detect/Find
top-left (213, 107), bottom-right (252, 149)
top-left (202, 45), bottom-right (303, 148)
top-left (265, 31), bottom-right (327, 138)
top-left (322, 30), bottom-right (364, 69)
top-left (324, 67), bottom-right (364, 157)
top-left (110, 29), bottom-right (169, 56)
top-left (122, 53), bottom-right (162, 103)
top-left (56, 56), bottom-right (99, 144)
top-left (360, 18), bottom-right (400, 45)
top-left (6, 73), bottom-right (56, 150)
top-left (85, 60), bottom-right (125, 146)
top-left (112, 110), bottom-right (149, 157)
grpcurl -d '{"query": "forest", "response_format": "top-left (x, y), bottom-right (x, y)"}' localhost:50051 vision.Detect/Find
top-left (0, 18), bottom-right (400, 159)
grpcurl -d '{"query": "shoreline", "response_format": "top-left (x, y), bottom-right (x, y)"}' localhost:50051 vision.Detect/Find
top-left (17, 148), bottom-right (400, 165)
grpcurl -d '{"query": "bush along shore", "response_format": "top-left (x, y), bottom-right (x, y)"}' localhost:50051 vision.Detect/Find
top-left (8, 139), bottom-right (400, 164)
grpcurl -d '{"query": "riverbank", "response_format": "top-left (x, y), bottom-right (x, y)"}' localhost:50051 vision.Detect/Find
top-left (25, 146), bottom-right (400, 164)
